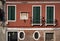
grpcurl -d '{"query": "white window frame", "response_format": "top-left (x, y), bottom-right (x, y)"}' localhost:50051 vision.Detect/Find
top-left (33, 31), bottom-right (40, 40)
top-left (7, 5), bottom-right (16, 22)
top-left (44, 31), bottom-right (55, 41)
top-left (32, 5), bottom-right (42, 26)
top-left (20, 12), bottom-right (28, 20)
top-left (45, 5), bottom-right (55, 26)
top-left (18, 31), bottom-right (25, 40)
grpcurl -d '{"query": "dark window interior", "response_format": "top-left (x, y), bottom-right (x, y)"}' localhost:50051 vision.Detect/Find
top-left (8, 32), bottom-right (17, 41)
top-left (45, 33), bottom-right (54, 41)
top-left (20, 32), bottom-right (24, 39)
top-left (34, 32), bottom-right (39, 39)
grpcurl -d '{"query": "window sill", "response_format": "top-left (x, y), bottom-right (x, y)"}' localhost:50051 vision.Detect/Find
top-left (45, 23), bottom-right (56, 26)
top-left (8, 20), bottom-right (16, 22)
top-left (32, 23), bottom-right (42, 26)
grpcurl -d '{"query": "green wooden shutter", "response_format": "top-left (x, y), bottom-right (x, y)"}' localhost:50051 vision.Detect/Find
top-left (8, 6), bottom-right (11, 20)
top-left (47, 7), bottom-right (54, 24)
top-left (8, 6), bottom-right (15, 20)
top-left (11, 6), bottom-right (15, 20)
top-left (33, 7), bottom-right (40, 24)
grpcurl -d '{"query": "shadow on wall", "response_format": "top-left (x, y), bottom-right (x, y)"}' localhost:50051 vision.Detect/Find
top-left (0, 8), bottom-right (5, 26)
top-left (0, 8), bottom-right (4, 21)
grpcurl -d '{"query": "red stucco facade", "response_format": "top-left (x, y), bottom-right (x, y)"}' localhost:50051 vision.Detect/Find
top-left (6, 3), bottom-right (60, 28)
top-left (6, 1), bottom-right (60, 41)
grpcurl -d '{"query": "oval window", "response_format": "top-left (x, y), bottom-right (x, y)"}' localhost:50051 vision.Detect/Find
top-left (19, 31), bottom-right (25, 40)
top-left (20, 32), bottom-right (24, 39)
top-left (34, 32), bottom-right (39, 39)
top-left (33, 31), bottom-right (40, 40)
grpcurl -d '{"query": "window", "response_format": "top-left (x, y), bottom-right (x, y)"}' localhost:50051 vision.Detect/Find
top-left (7, 5), bottom-right (16, 22)
top-left (20, 32), bottom-right (24, 39)
top-left (45, 5), bottom-right (55, 26)
top-left (18, 31), bottom-right (25, 40)
top-left (8, 32), bottom-right (18, 41)
top-left (45, 33), bottom-right (54, 41)
top-left (33, 31), bottom-right (40, 40)
top-left (32, 5), bottom-right (42, 25)
top-left (34, 32), bottom-right (39, 39)
top-left (20, 12), bottom-right (28, 20)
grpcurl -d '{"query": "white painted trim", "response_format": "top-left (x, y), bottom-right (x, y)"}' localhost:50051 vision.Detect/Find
top-left (33, 31), bottom-right (40, 40)
top-left (20, 11), bottom-right (28, 20)
top-left (18, 31), bottom-right (25, 40)
top-left (7, 28), bottom-right (60, 31)
top-left (6, 1), bottom-right (60, 3)
top-left (32, 5), bottom-right (42, 26)
top-left (7, 5), bottom-right (16, 22)
top-left (28, 1), bottom-right (60, 3)
top-left (44, 31), bottom-right (55, 41)
top-left (45, 5), bottom-right (55, 26)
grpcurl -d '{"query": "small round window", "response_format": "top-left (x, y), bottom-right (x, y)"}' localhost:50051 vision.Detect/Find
top-left (18, 31), bottom-right (25, 40)
top-left (20, 32), bottom-right (24, 39)
top-left (34, 32), bottom-right (39, 39)
top-left (33, 31), bottom-right (40, 40)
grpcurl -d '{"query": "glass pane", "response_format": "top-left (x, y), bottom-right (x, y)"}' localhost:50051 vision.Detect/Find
top-left (47, 7), bottom-right (54, 24)
top-left (33, 7), bottom-right (40, 24)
